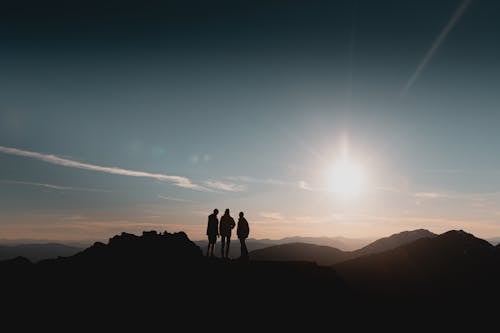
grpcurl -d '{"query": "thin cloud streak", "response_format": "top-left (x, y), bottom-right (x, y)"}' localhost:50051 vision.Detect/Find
top-left (0, 145), bottom-right (207, 191)
top-left (414, 192), bottom-right (449, 199)
top-left (157, 195), bottom-right (193, 203)
top-left (204, 180), bottom-right (246, 192)
top-left (259, 212), bottom-right (285, 221)
top-left (226, 176), bottom-right (314, 191)
top-left (401, 0), bottom-right (471, 96)
top-left (226, 176), bottom-right (287, 186)
top-left (1, 180), bottom-right (110, 192)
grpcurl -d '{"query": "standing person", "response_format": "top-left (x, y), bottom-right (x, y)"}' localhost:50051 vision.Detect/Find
top-left (206, 209), bottom-right (219, 257)
top-left (219, 208), bottom-right (235, 259)
top-left (237, 211), bottom-right (250, 261)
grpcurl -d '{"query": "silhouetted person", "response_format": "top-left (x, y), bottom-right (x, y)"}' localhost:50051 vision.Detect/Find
top-left (237, 211), bottom-right (250, 261)
top-left (206, 209), bottom-right (219, 257)
top-left (219, 208), bottom-right (235, 259)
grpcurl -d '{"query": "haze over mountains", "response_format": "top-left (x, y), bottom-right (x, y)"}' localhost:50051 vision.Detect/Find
top-left (0, 243), bottom-right (82, 262)
top-left (195, 235), bottom-right (370, 258)
top-left (2, 229), bottom-right (498, 263)
top-left (249, 229), bottom-right (437, 265)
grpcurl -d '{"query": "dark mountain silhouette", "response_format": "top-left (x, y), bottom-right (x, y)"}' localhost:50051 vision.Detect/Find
top-left (249, 229), bottom-right (436, 265)
top-left (0, 243), bottom-right (82, 262)
top-left (0, 255), bottom-right (32, 269)
top-left (2, 228), bottom-right (499, 322)
top-left (274, 235), bottom-right (371, 251)
top-left (2, 230), bottom-right (349, 318)
top-left (250, 242), bottom-right (351, 265)
top-left (333, 230), bottom-right (500, 296)
top-left (352, 229), bottom-right (436, 257)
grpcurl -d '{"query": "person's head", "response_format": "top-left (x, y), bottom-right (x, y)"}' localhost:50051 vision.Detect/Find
top-left (239, 212), bottom-right (244, 218)
top-left (225, 208), bottom-right (230, 215)
top-left (213, 208), bottom-right (219, 215)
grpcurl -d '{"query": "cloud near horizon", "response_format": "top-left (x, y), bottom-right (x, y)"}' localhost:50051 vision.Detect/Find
top-left (259, 211), bottom-right (285, 221)
top-left (0, 145), bottom-right (208, 190)
top-left (414, 192), bottom-right (450, 199)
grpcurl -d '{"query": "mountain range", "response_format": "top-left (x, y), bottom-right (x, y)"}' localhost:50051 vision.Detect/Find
top-left (1, 230), bottom-right (496, 263)
top-left (194, 234), bottom-right (371, 258)
top-left (249, 229), bottom-right (437, 265)
top-left (334, 230), bottom-right (500, 296)
top-left (0, 243), bottom-right (82, 262)
top-left (2, 228), bottom-right (500, 322)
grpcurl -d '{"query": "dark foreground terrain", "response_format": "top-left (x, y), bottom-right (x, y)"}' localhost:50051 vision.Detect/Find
top-left (2, 229), bottom-right (499, 326)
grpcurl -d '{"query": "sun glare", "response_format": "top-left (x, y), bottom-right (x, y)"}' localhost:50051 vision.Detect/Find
top-left (329, 158), bottom-right (364, 198)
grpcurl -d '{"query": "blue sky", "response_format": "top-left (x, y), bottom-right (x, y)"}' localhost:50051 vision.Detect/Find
top-left (1, 0), bottom-right (500, 241)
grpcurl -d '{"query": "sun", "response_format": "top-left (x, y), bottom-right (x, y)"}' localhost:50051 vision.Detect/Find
top-left (329, 157), bottom-right (364, 198)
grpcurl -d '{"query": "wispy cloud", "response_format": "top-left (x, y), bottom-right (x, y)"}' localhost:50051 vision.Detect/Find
top-left (260, 212), bottom-right (285, 221)
top-left (204, 180), bottom-right (246, 192)
top-left (254, 212), bottom-right (326, 225)
top-left (157, 195), bottom-right (193, 203)
top-left (375, 186), bottom-right (404, 194)
top-left (61, 215), bottom-right (88, 221)
top-left (226, 176), bottom-right (287, 186)
top-left (0, 145), bottom-right (207, 191)
top-left (226, 176), bottom-right (314, 191)
top-left (1, 180), bottom-right (110, 192)
top-left (423, 169), bottom-right (465, 174)
top-left (298, 180), bottom-right (313, 191)
top-left (414, 191), bottom-right (500, 201)
top-left (401, 0), bottom-right (471, 96)
top-left (414, 192), bottom-right (450, 199)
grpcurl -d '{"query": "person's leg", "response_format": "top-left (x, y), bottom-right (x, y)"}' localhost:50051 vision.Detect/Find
top-left (221, 236), bottom-right (226, 258)
top-left (239, 238), bottom-right (244, 258)
top-left (242, 238), bottom-right (248, 258)
top-left (226, 237), bottom-right (231, 258)
top-left (208, 236), bottom-right (215, 256)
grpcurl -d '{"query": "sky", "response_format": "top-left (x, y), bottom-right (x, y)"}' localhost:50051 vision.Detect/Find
top-left (1, 0), bottom-right (500, 242)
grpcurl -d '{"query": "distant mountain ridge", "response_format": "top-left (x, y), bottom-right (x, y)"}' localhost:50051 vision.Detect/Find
top-left (249, 242), bottom-right (351, 265)
top-left (195, 235), bottom-right (371, 258)
top-left (250, 229), bottom-right (437, 265)
top-left (0, 243), bottom-right (82, 262)
top-left (333, 230), bottom-right (500, 294)
top-left (353, 229), bottom-right (436, 257)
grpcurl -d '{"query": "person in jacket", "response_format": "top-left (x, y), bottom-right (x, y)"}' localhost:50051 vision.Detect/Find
top-left (237, 211), bottom-right (250, 260)
top-left (219, 208), bottom-right (235, 259)
top-left (206, 208), bottom-right (219, 257)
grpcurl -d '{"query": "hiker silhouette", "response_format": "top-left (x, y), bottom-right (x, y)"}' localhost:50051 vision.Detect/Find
top-left (237, 211), bottom-right (250, 261)
top-left (219, 208), bottom-right (235, 258)
top-left (206, 208), bottom-right (219, 257)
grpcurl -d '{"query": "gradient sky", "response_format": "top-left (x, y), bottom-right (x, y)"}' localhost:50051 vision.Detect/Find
top-left (1, 0), bottom-right (500, 242)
